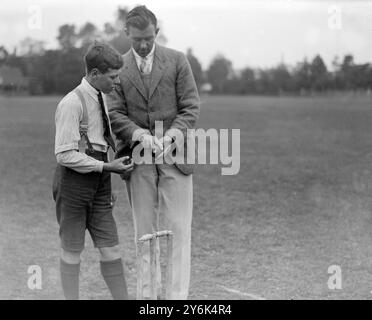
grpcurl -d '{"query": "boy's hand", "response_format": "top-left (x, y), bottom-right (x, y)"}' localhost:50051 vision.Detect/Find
top-left (103, 156), bottom-right (134, 174)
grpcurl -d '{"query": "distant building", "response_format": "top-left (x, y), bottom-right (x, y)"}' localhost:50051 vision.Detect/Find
top-left (0, 65), bottom-right (29, 93)
top-left (200, 83), bottom-right (212, 95)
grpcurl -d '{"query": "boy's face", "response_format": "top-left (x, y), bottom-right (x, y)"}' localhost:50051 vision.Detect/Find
top-left (92, 68), bottom-right (120, 94)
top-left (126, 23), bottom-right (159, 58)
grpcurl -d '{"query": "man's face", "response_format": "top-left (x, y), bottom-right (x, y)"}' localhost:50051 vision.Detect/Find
top-left (126, 24), bottom-right (159, 58)
top-left (94, 68), bottom-right (120, 94)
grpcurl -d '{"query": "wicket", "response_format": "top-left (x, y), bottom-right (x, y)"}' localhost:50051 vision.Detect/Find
top-left (136, 230), bottom-right (173, 300)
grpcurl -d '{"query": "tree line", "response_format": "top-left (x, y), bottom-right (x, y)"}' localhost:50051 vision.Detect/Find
top-left (198, 53), bottom-right (372, 95)
top-left (0, 7), bottom-right (371, 96)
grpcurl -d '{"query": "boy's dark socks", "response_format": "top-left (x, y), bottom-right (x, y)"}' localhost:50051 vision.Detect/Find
top-left (100, 258), bottom-right (128, 300)
top-left (60, 259), bottom-right (80, 300)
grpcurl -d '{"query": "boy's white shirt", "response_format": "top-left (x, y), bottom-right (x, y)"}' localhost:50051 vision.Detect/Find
top-left (55, 78), bottom-right (113, 173)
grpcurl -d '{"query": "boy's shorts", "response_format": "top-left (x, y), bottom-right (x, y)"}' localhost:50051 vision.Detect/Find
top-left (52, 150), bottom-right (119, 252)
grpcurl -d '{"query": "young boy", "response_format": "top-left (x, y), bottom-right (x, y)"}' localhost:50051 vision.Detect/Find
top-left (52, 41), bottom-right (133, 300)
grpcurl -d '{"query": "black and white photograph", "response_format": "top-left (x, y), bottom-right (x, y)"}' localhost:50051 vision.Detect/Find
top-left (1, 0), bottom-right (372, 305)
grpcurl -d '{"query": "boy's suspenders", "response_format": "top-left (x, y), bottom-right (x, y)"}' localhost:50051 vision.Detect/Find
top-left (74, 88), bottom-right (94, 153)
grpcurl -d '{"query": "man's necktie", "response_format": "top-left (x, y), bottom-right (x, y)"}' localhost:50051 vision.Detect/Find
top-left (140, 58), bottom-right (149, 75)
top-left (97, 91), bottom-right (116, 152)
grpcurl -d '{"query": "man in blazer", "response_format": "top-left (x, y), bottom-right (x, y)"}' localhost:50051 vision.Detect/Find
top-left (107, 6), bottom-right (200, 299)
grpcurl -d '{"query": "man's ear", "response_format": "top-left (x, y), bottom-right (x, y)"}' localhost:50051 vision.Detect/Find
top-left (155, 28), bottom-right (160, 36)
top-left (124, 28), bottom-right (130, 37)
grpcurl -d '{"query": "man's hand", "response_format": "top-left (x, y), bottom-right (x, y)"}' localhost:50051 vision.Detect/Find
top-left (103, 156), bottom-right (134, 174)
top-left (139, 133), bottom-right (163, 154)
top-left (155, 135), bottom-right (173, 159)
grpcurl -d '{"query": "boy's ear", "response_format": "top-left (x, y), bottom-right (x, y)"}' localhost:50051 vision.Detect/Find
top-left (89, 68), bottom-right (99, 77)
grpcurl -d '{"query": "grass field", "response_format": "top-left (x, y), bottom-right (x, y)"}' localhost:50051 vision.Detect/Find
top-left (2, 94), bottom-right (372, 300)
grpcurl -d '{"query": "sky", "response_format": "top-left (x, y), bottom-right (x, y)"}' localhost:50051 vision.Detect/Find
top-left (0, 0), bottom-right (372, 69)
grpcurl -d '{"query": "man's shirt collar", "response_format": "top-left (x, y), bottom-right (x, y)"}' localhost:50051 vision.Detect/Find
top-left (132, 44), bottom-right (155, 62)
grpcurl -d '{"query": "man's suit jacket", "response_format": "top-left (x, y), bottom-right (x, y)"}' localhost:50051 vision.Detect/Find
top-left (107, 44), bottom-right (200, 177)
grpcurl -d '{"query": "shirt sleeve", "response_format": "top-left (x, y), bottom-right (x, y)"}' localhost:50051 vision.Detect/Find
top-left (55, 93), bottom-right (82, 154)
top-left (56, 150), bottom-right (104, 173)
top-left (54, 93), bottom-right (104, 174)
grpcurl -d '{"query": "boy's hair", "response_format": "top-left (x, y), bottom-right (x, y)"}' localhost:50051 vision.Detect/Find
top-left (84, 41), bottom-right (123, 73)
top-left (125, 5), bottom-right (157, 30)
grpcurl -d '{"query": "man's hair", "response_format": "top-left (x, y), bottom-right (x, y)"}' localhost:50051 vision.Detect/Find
top-left (84, 41), bottom-right (123, 73)
top-left (125, 5), bottom-right (157, 30)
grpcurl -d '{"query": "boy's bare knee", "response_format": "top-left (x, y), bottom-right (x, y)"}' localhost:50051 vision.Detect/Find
top-left (98, 245), bottom-right (121, 261)
top-left (61, 249), bottom-right (82, 264)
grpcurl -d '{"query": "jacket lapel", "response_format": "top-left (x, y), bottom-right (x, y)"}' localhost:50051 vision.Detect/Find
top-left (148, 45), bottom-right (168, 100)
top-left (122, 50), bottom-right (148, 101)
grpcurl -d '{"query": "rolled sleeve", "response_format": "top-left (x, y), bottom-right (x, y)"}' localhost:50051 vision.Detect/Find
top-left (95, 160), bottom-right (104, 173)
top-left (56, 150), bottom-right (104, 173)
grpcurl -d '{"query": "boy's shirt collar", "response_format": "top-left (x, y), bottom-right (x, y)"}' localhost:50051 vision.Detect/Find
top-left (81, 77), bottom-right (99, 101)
